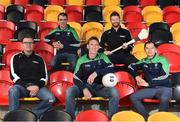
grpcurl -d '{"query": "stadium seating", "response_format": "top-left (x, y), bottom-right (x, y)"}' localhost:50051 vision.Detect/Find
top-left (13, 0), bottom-right (29, 7)
top-left (148, 112), bottom-right (180, 121)
top-left (139, 0), bottom-right (156, 7)
top-left (85, 0), bottom-right (101, 6)
top-left (49, 70), bottom-right (73, 85)
top-left (103, 6), bottom-right (122, 23)
top-left (84, 6), bottom-right (102, 22)
top-left (5, 4), bottom-right (24, 24)
top-left (3, 109), bottom-right (37, 121)
top-left (49, 0), bottom-right (66, 6)
top-left (39, 110), bottom-right (73, 121)
top-left (111, 111), bottom-right (145, 121)
top-left (102, 0), bottom-right (119, 6)
top-left (149, 22), bottom-right (172, 46)
top-left (0, 21), bottom-right (15, 45)
top-left (76, 110), bottom-right (109, 121)
top-left (66, 0), bottom-right (84, 6)
top-left (157, 0), bottom-right (176, 9)
top-left (171, 22), bottom-right (180, 45)
top-left (30, 0), bottom-right (48, 8)
top-left (0, 4), bottom-right (5, 20)
top-left (142, 6), bottom-right (163, 26)
top-left (121, 0), bottom-right (139, 7)
top-left (123, 6), bottom-right (142, 23)
top-left (0, 0), bottom-right (11, 8)
top-left (15, 21), bottom-right (38, 41)
top-left (34, 42), bottom-right (54, 71)
top-left (82, 22), bottom-right (103, 41)
top-left (2, 42), bottom-right (22, 70)
top-left (25, 5), bottom-right (44, 25)
top-left (65, 6), bottom-right (83, 24)
top-left (0, 70), bottom-right (13, 105)
top-left (38, 21), bottom-right (58, 40)
top-left (44, 5), bottom-right (64, 22)
top-left (132, 43), bottom-right (147, 60)
top-left (163, 6), bottom-right (180, 26)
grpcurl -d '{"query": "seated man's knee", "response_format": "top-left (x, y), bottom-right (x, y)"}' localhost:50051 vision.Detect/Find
top-left (8, 85), bottom-right (21, 95)
top-left (130, 93), bottom-right (139, 102)
top-left (66, 86), bottom-right (78, 98)
top-left (44, 94), bottom-right (56, 104)
top-left (109, 88), bottom-right (119, 99)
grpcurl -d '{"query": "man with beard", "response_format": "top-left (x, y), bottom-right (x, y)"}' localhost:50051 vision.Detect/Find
top-left (100, 12), bottom-right (137, 69)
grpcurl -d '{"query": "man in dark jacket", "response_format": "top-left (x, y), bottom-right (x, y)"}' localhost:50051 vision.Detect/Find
top-left (9, 35), bottom-right (55, 118)
top-left (45, 12), bottom-right (80, 72)
top-left (128, 41), bottom-right (172, 120)
top-left (66, 37), bottom-right (119, 119)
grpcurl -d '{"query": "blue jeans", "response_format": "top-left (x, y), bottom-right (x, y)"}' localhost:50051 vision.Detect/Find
top-left (130, 86), bottom-right (172, 120)
top-left (66, 85), bottom-right (119, 119)
top-left (8, 85), bottom-right (55, 118)
top-left (51, 52), bottom-right (77, 72)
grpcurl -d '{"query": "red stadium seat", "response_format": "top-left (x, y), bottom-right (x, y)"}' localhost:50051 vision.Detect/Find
top-left (139, 0), bottom-right (156, 7)
top-left (76, 110), bottom-right (109, 122)
top-left (85, 0), bottom-right (101, 5)
top-left (0, 70), bottom-right (14, 105)
top-left (0, 4), bottom-right (5, 20)
top-left (126, 22), bottom-right (148, 43)
top-left (123, 6), bottom-right (142, 23)
top-left (49, 81), bottom-right (73, 106)
top-left (50, 70), bottom-right (73, 85)
top-left (65, 6), bottom-right (83, 24)
top-left (2, 42), bottom-right (22, 70)
top-left (38, 21), bottom-right (58, 40)
top-left (115, 71), bottom-right (136, 107)
top-left (34, 42), bottom-right (54, 71)
top-left (0, 21), bottom-right (15, 45)
top-left (49, 0), bottom-right (66, 6)
top-left (157, 43), bottom-right (180, 54)
top-left (12, 0), bottom-right (29, 7)
top-left (163, 6), bottom-right (180, 26)
top-left (25, 5), bottom-right (44, 25)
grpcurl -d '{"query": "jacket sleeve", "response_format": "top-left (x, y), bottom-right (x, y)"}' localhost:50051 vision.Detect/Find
top-left (73, 58), bottom-right (87, 91)
top-left (95, 54), bottom-right (115, 76)
top-left (128, 60), bottom-right (144, 78)
top-left (10, 54), bottom-right (26, 87)
top-left (99, 31), bottom-right (108, 52)
top-left (34, 57), bottom-right (48, 88)
top-left (44, 29), bottom-right (57, 45)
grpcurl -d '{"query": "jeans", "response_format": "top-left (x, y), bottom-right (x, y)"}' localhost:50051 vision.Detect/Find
top-left (66, 85), bottom-right (119, 119)
top-left (130, 86), bottom-right (172, 120)
top-left (51, 52), bottom-right (77, 72)
top-left (8, 84), bottom-right (55, 118)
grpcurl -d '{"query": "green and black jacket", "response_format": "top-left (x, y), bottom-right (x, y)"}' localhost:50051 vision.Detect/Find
top-left (74, 53), bottom-right (115, 92)
top-left (45, 25), bottom-right (80, 54)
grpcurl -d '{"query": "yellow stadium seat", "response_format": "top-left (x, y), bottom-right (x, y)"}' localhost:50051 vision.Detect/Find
top-left (142, 6), bottom-right (163, 26)
top-left (171, 22), bottom-right (180, 42)
top-left (44, 5), bottom-right (64, 22)
top-left (102, 0), bottom-right (119, 6)
top-left (103, 6), bottom-right (122, 23)
top-left (148, 112), bottom-right (180, 122)
top-left (66, 0), bottom-right (84, 5)
top-left (111, 111), bottom-right (145, 122)
top-left (82, 22), bottom-right (103, 42)
top-left (0, 0), bottom-right (11, 8)
top-left (68, 22), bottom-right (81, 39)
top-left (132, 43), bottom-right (147, 60)
top-left (104, 22), bottom-right (126, 31)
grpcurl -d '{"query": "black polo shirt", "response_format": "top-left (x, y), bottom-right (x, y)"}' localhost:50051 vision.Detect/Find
top-left (100, 27), bottom-right (132, 54)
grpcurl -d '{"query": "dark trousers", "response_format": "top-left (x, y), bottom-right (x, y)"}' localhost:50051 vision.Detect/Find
top-left (130, 86), bottom-right (172, 120)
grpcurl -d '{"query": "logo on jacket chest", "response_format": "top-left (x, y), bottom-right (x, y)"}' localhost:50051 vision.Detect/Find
top-left (32, 60), bottom-right (39, 64)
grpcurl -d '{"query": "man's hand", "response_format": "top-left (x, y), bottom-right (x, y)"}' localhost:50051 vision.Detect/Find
top-left (83, 88), bottom-right (92, 99)
top-left (52, 41), bottom-right (64, 49)
top-left (27, 85), bottom-right (39, 97)
top-left (87, 72), bottom-right (97, 85)
top-left (135, 76), bottom-right (149, 87)
top-left (122, 43), bottom-right (128, 49)
top-left (104, 51), bottom-right (112, 55)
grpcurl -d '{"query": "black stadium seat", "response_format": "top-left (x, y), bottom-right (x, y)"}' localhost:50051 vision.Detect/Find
top-left (3, 109), bottom-right (37, 121)
top-left (39, 110), bottom-right (73, 121)
top-left (120, 0), bottom-right (138, 7)
top-left (15, 21), bottom-right (38, 41)
top-left (30, 0), bottom-right (49, 8)
top-left (84, 6), bottom-right (102, 22)
top-left (149, 22), bottom-right (172, 46)
top-left (5, 4), bottom-right (24, 24)
top-left (157, 0), bottom-right (175, 8)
